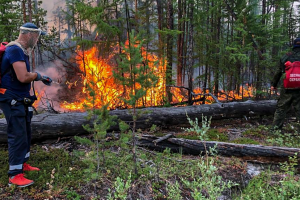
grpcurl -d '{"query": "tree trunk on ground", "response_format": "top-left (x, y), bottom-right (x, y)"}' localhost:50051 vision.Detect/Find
top-left (0, 100), bottom-right (278, 143)
top-left (136, 134), bottom-right (300, 164)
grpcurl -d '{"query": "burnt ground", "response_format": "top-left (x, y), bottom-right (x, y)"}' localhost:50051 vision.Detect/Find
top-left (0, 115), bottom-right (300, 199)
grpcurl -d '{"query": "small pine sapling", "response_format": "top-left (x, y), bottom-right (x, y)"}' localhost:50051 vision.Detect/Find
top-left (75, 64), bottom-right (117, 179)
top-left (113, 30), bottom-right (159, 174)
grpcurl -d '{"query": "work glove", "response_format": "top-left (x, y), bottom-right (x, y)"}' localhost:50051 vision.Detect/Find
top-left (41, 76), bottom-right (53, 86)
top-left (35, 72), bottom-right (53, 86)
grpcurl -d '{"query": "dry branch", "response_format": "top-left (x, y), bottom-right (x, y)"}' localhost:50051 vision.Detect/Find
top-left (153, 133), bottom-right (174, 145)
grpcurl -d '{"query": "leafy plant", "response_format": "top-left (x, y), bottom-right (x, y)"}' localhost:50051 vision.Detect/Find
top-left (267, 129), bottom-right (300, 148)
top-left (182, 113), bottom-right (212, 141)
top-left (182, 159), bottom-right (236, 200)
top-left (166, 181), bottom-right (182, 200)
top-left (280, 153), bottom-right (298, 176)
top-left (236, 171), bottom-right (300, 200)
top-left (64, 188), bottom-right (82, 200)
top-left (182, 114), bottom-right (217, 159)
top-left (107, 174), bottom-right (132, 200)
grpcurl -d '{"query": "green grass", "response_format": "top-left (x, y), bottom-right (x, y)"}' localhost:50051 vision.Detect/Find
top-left (0, 141), bottom-right (234, 199)
top-left (1, 117), bottom-right (300, 200)
top-left (0, 145), bottom-right (87, 199)
top-left (0, 137), bottom-right (299, 199)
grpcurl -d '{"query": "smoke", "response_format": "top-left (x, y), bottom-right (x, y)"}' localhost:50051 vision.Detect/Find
top-left (33, 60), bottom-right (67, 112)
top-left (41, 0), bottom-right (66, 30)
top-left (38, 1), bottom-right (75, 112)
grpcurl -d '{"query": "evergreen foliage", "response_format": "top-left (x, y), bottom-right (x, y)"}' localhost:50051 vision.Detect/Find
top-left (39, 0), bottom-right (300, 103)
top-left (75, 70), bottom-right (117, 179)
top-left (0, 0), bottom-right (47, 42)
top-left (113, 30), bottom-right (158, 174)
top-left (113, 30), bottom-right (158, 107)
top-left (0, 0), bottom-right (22, 41)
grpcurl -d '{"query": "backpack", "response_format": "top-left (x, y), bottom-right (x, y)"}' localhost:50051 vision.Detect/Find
top-left (0, 42), bottom-right (8, 86)
top-left (283, 61), bottom-right (300, 89)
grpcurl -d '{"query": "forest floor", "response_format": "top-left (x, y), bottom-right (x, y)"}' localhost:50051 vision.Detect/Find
top-left (0, 115), bottom-right (299, 199)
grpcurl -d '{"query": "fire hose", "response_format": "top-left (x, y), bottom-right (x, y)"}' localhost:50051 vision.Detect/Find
top-left (31, 77), bottom-right (60, 103)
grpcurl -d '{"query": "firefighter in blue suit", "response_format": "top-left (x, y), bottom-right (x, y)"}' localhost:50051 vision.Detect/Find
top-left (0, 23), bottom-right (52, 187)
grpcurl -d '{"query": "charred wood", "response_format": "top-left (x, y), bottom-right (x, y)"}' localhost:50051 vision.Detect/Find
top-left (137, 135), bottom-right (300, 163)
top-left (0, 100), bottom-right (277, 143)
top-left (153, 133), bottom-right (174, 145)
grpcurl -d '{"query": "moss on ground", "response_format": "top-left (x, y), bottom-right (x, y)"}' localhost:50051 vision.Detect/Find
top-left (176, 128), bottom-right (229, 141)
top-left (231, 137), bottom-right (260, 145)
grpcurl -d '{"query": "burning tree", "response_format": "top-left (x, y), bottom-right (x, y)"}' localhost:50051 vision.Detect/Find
top-left (113, 30), bottom-right (158, 174)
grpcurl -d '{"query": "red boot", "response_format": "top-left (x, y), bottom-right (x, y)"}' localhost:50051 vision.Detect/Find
top-left (23, 163), bottom-right (40, 171)
top-left (9, 173), bottom-right (34, 187)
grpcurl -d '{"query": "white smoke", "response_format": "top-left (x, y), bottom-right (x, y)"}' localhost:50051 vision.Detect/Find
top-left (41, 0), bottom-right (66, 31)
top-left (33, 60), bottom-right (67, 112)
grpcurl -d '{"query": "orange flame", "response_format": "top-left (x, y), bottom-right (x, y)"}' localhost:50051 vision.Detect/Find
top-left (60, 45), bottom-right (167, 111)
top-left (59, 45), bottom-right (254, 111)
top-left (169, 85), bottom-right (254, 105)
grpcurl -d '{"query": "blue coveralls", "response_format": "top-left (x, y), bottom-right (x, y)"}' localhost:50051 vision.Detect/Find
top-left (0, 45), bottom-right (35, 177)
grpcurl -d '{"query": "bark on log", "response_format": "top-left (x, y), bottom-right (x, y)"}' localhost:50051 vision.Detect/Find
top-left (0, 100), bottom-right (277, 143)
top-left (137, 135), bottom-right (300, 163)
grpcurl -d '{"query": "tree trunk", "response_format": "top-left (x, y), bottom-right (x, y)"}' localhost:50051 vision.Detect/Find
top-left (213, 3), bottom-right (221, 96)
top-left (204, 0), bottom-right (210, 94)
top-left (255, 0), bottom-right (267, 100)
top-left (187, 2), bottom-right (194, 105)
top-left (156, 0), bottom-right (163, 59)
top-left (182, 0), bottom-right (187, 86)
top-left (22, 0), bottom-right (26, 23)
top-left (177, 0), bottom-right (184, 86)
top-left (137, 135), bottom-right (300, 163)
top-left (0, 100), bottom-right (277, 143)
top-left (166, 0), bottom-right (174, 102)
top-left (28, 0), bottom-right (32, 22)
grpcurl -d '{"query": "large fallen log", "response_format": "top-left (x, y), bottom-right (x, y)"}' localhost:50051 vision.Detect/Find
top-left (0, 100), bottom-right (277, 143)
top-left (136, 134), bottom-right (300, 163)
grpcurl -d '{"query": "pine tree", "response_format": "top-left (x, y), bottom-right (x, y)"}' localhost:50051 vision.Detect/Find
top-left (113, 30), bottom-right (158, 174)
top-left (0, 0), bottom-right (22, 41)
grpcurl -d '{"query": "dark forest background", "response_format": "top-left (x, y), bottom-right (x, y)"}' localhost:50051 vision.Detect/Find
top-left (1, 0), bottom-right (300, 103)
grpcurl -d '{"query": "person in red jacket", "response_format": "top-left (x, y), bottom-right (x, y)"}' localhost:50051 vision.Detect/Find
top-left (271, 37), bottom-right (300, 131)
